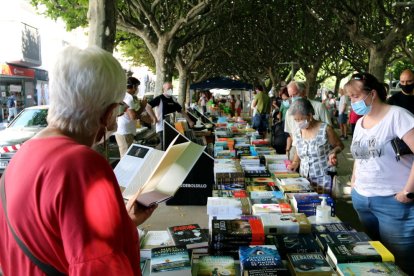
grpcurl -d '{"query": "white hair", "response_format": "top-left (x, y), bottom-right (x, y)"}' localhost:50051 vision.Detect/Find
top-left (48, 46), bottom-right (126, 135)
top-left (287, 80), bottom-right (306, 94)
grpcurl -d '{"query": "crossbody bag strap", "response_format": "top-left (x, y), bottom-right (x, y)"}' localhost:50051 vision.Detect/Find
top-left (0, 173), bottom-right (66, 276)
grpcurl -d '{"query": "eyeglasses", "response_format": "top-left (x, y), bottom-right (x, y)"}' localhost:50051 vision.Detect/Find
top-left (351, 72), bottom-right (373, 91)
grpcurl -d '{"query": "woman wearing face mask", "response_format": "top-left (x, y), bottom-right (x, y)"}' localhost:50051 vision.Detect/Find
top-left (277, 87), bottom-right (290, 122)
top-left (0, 46), bottom-right (156, 275)
top-left (344, 72), bottom-right (414, 275)
top-left (287, 98), bottom-right (344, 194)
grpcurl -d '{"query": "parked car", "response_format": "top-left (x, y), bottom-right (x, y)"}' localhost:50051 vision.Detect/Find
top-left (0, 105), bottom-right (48, 175)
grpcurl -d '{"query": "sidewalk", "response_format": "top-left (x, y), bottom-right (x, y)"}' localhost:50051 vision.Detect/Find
top-left (140, 131), bottom-right (363, 232)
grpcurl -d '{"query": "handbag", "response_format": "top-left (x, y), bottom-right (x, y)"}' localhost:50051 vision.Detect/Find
top-left (1, 173), bottom-right (66, 276)
top-left (390, 137), bottom-right (413, 161)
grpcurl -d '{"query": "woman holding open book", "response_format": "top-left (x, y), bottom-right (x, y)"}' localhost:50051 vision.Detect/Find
top-left (345, 72), bottom-right (414, 275)
top-left (0, 46), bottom-right (156, 276)
top-left (287, 98), bottom-right (344, 194)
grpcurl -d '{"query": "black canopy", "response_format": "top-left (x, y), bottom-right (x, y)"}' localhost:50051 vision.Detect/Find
top-left (190, 76), bottom-right (253, 90)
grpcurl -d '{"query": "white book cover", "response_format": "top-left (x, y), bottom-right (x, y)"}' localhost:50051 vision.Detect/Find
top-left (279, 177), bottom-right (311, 186)
top-left (127, 135), bottom-right (205, 207)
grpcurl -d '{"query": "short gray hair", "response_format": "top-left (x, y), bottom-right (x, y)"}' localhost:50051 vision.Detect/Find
top-left (289, 98), bottom-right (314, 116)
top-left (287, 81), bottom-right (306, 94)
top-left (48, 46), bottom-right (126, 135)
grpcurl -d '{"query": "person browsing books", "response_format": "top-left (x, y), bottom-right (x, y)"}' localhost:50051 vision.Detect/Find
top-left (145, 82), bottom-right (194, 150)
top-left (345, 72), bottom-right (414, 275)
top-left (286, 98), bottom-right (343, 194)
top-left (0, 46), bottom-right (156, 276)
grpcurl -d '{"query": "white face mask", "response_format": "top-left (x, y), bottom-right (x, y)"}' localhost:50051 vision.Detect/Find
top-left (165, 89), bottom-right (173, 97)
top-left (297, 119), bottom-right (310, 129)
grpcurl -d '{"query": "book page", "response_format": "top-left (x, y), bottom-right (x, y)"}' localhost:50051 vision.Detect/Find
top-left (131, 136), bottom-right (205, 206)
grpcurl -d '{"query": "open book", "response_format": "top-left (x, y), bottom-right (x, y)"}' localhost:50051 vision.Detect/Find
top-left (115, 135), bottom-right (205, 207)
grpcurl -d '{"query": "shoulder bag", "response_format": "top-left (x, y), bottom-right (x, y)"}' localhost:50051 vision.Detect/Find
top-left (0, 173), bottom-right (66, 276)
top-left (390, 137), bottom-right (413, 161)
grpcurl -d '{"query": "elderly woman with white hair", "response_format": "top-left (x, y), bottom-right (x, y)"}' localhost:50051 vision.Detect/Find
top-left (287, 98), bottom-right (344, 194)
top-left (0, 46), bottom-right (156, 275)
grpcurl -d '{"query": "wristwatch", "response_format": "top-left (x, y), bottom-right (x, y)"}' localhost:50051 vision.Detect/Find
top-left (404, 191), bottom-right (414, 199)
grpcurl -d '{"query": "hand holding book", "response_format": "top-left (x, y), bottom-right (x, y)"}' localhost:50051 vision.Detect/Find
top-left (126, 200), bottom-right (158, 226)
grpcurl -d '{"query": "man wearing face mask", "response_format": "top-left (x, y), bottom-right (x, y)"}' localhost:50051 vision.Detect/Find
top-left (387, 69), bottom-right (414, 114)
top-left (145, 82), bottom-right (194, 150)
top-left (284, 81), bottom-right (332, 160)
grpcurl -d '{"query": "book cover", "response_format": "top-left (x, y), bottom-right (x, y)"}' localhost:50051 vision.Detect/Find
top-left (212, 189), bottom-right (248, 198)
top-left (167, 224), bottom-right (209, 249)
top-left (278, 177), bottom-right (311, 186)
top-left (141, 230), bottom-right (174, 250)
top-left (267, 233), bottom-right (321, 259)
top-left (126, 135), bottom-right (205, 207)
top-left (194, 256), bottom-right (236, 276)
top-left (150, 246), bottom-right (191, 275)
top-left (252, 202), bottom-right (293, 215)
top-left (287, 252), bottom-right (335, 275)
top-left (326, 241), bottom-right (395, 265)
top-left (211, 219), bottom-right (265, 243)
top-left (278, 183), bottom-right (314, 194)
top-left (337, 261), bottom-right (407, 276)
top-left (246, 185), bottom-right (271, 192)
top-left (249, 191), bottom-right (284, 205)
top-left (260, 213), bottom-right (311, 235)
top-left (239, 245), bottom-right (287, 275)
top-left (315, 231), bottom-right (371, 253)
top-left (311, 222), bottom-right (357, 234)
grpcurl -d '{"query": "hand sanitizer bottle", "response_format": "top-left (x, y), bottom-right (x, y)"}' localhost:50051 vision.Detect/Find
top-left (316, 196), bottom-right (331, 223)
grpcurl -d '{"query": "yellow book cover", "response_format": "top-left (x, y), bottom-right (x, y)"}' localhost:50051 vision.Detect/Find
top-left (370, 241), bottom-right (395, 262)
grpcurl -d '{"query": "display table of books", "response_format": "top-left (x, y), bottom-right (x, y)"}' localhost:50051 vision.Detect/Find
top-left (137, 119), bottom-right (407, 276)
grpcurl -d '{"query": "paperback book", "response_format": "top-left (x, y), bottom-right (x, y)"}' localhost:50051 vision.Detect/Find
top-left (286, 252), bottom-right (335, 276)
top-left (260, 213), bottom-right (311, 235)
top-left (239, 245), bottom-right (288, 275)
top-left (326, 241), bottom-right (395, 265)
top-left (193, 255), bottom-right (236, 276)
top-left (150, 246), bottom-right (191, 275)
top-left (336, 261), bottom-right (407, 276)
top-left (266, 233), bottom-right (321, 259)
top-left (167, 224), bottom-right (209, 249)
top-left (314, 231), bottom-right (371, 253)
top-left (210, 219), bottom-right (265, 243)
top-left (140, 230), bottom-right (174, 259)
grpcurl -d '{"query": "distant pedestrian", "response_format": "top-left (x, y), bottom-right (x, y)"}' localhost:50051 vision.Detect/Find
top-left (251, 85), bottom-right (271, 138)
top-left (387, 68), bottom-right (414, 114)
top-left (6, 94), bottom-right (17, 122)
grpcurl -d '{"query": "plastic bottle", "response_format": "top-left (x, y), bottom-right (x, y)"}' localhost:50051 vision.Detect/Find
top-left (316, 196), bottom-right (331, 223)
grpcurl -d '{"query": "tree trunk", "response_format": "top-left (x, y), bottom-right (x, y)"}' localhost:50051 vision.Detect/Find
top-left (185, 78), bottom-right (191, 108)
top-left (334, 76), bottom-right (341, 94)
top-left (368, 47), bottom-right (389, 83)
top-left (177, 67), bottom-right (188, 107)
top-left (154, 42), bottom-right (174, 96)
top-left (87, 0), bottom-right (117, 52)
top-left (304, 69), bottom-right (318, 99)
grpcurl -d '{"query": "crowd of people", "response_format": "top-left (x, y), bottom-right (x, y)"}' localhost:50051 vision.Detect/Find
top-left (0, 44), bottom-right (413, 275)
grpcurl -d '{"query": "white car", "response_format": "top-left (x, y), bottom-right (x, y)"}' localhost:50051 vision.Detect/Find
top-left (0, 105), bottom-right (48, 175)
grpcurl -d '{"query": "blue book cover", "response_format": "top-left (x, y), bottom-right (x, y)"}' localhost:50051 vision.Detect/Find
top-left (239, 245), bottom-right (287, 275)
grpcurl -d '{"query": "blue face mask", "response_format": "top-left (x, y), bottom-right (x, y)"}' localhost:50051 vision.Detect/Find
top-left (351, 93), bottom-right (372, 115)
top-left (282, 100), bottom-right (290, 108)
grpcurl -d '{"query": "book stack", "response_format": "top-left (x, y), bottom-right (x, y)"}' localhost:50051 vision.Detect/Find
top-left (207, 197), bottom-right (251, 219)
top-left (251, 146), bottom-right (277, 156)
top-left (251, 200), bottom-right (293, 216)
top-left (214, 159), bottom-right (245, 190)
top-left (276, 177), bottom-right (314, 194)
top-left (336, 261), bottom-right (407, 276)
top-left (249, 190), bottom-right (284, 204)
top-left (290, 193), bottom-right (335, 217)
top-left (260, 213), bottom-right (312, 235)
top-left (210, 218), bottom-right (265, 258)
top-left (266, 233), bottom-right (322, 259)
top-left (212, 189), bottom-right (248, 198)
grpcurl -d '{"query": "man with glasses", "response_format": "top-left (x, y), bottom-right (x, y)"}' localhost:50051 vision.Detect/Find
top-left (387, 69), bottom-right (414, 114)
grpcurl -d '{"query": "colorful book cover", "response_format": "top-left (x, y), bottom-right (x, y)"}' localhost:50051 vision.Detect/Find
top-left (252, 202), bottom-right (293, 215)
top-left (267, 233), bottom-right (322, 259)
top-left (167, 224), bottom-right (208, 249)
top-left (150, 246), bottom-right (191, 273)
top-left (327, 241), bottom-right (395, 265)
top-left (336, 261), bottom-right (407, 276)
top-left (194, 255), bottom-right (236, 276)
top-left (287, 252), bottom-right (335, 275)
top-left (211, 219), bottom-right (265, 243)
top-left (239, 245), bottom-right (287, 275)
top-left (315, 231), bottom-right (371, 253)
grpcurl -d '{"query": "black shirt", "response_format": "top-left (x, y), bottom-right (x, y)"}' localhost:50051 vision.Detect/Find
top-left (148, 94), bottom-right (182, 117)
top-left (387, 92), bottom-right (414, 115)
